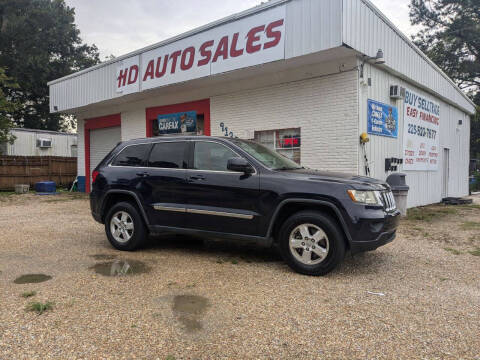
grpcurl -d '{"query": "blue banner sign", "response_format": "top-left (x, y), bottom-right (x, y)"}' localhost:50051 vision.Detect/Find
top-left (367, 99), bottom-right (398, 138)
top-left (157, 111), bottom-right (197, 134)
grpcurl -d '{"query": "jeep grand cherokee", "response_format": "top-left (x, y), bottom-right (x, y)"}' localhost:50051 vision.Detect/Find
top-left (90, 136), bottom-right (400, 276)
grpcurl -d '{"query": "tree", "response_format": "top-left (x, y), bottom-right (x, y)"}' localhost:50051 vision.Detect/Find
top-left (409, 0), bottom-right (480, 158)
top-left (0, 0), bottom-right (100, 131)
top-left (0, 67), bottom-right (17, 152)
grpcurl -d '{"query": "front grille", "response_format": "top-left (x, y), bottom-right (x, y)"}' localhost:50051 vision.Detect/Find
top-left (381, 191), bottom-right (396, 212)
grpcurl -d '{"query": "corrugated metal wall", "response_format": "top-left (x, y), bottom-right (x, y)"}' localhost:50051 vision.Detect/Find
top-left (49, 0), bottom-right (344, 113)
top-left (49, 0), bottom-right (473, 116)
top-left (358, 62), bottom-right (470, 207)
top-left (342, 0), bottom-right (474, 114)
top-left (7, 130), bottom-right (78, 157)
top-left (285, 0), bottom-right (342, 59)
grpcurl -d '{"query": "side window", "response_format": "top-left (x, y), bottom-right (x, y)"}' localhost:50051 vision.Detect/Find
top-left (148, 142), bottom-right (187, 169)
top-left (194, 141), bottom-right (238, 171)
top-left (112, 144), bottom-right (151, 167)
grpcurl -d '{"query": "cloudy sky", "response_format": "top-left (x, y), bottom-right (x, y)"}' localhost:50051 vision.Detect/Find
top-left (65, 0), bottom-right (416, 59)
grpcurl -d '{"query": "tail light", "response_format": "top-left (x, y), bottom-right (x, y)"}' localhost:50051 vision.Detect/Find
top-left (92, 170), bottom-right (99, 184)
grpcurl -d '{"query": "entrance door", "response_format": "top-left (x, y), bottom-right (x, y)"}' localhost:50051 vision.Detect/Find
top-left (184, 140), bottom-right (260, 236)
top-left (442, 148), bottom-right (450, 198)
top-left (90, 126), bottom-right (121, 187)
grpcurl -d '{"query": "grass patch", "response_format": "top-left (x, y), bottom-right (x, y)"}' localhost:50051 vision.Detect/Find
top-left (165, 356), bottom-right (176, 360)
top-left (406, 206), bottom-right (456, 222)
top-left (21, 291), bottom-right (37, 298)
top-left (460, 221), bottom-right (480, 230)
top-left (26, 301), bottom-right (53, 315)
top-left (468, 248), bottom-right (480, 256)
top-left (230, 259), bottom-right (239, 265)
top-left (444, 247), bottom-right (462, 255)
top-left (458, 204), bottom-right (480, 210)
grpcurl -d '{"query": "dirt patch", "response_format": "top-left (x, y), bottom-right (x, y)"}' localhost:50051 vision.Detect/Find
top-left (403, 203), bottom-right (480, 254)
top-left (0, 194), bottom-right (479, 359)
top-left (13, 274), bottom-right (52, 284)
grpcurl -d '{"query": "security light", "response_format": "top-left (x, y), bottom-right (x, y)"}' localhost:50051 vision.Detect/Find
top-left (374, 49), bottom-right (385, 64)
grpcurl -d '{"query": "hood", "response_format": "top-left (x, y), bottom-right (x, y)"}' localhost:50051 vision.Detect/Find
top-left (277, 168), bottom-right (390, 190)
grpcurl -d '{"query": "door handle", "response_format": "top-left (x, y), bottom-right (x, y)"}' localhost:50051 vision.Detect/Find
top-left (189, 175), bottom-right (206, 181)
top-left (136, 172), bottom-right (149, 178)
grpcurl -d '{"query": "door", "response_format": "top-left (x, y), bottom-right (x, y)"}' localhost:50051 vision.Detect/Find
top-left (185, 140), bottom-right (260, 236)
top-left (442, 148), bottom-right (450, 198)
top-left (141, 141), bottom-right (189, 228)
top-left (90, 126), bottom-right (121, 187)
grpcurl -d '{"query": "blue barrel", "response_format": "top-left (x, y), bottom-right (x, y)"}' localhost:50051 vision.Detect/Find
top-left (35, 181), bottom-right (56, 193)
top-left (77, 176), bottom-right (86, 192)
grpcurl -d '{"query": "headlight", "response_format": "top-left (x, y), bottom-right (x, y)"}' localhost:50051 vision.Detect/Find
top-left (347, 190), bottom-right (382, 205)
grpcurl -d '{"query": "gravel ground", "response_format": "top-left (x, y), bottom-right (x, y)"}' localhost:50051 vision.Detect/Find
top-left (0, 193), bottom-right (479, 360)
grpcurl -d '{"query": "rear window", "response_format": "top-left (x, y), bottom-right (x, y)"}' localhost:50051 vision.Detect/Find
top-left (111, 144), bottom-right (151, 167)
top-left (148, 142), bottom-right (187, 169)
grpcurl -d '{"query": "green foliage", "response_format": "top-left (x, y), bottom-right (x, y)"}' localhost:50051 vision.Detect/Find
top-left (0, 0), bottom-right (100, 131)
top-left (406, 206), bottom-right (457, 221)
top-left (26, 301), bottom-right (53, 314)
top-left (409, 1), bottom-right (480, 157)
top-left (410, 0), bottom-right (480, 101)
top-left (21, 291), bottom-right (37, 298)
top-left (0, 67), bottom-right (17, 150)
top-left (444, 247), bottom-right (462, 255)
top-left (472, 109), bottom-right (480, 160)
top-left (460, 221), bottom-right (480, 230)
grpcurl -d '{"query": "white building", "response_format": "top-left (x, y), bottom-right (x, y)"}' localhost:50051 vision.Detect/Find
top-left (1, 128), bottom-right (78, 157)
top-left (48, 0), bottom-right (474, 207)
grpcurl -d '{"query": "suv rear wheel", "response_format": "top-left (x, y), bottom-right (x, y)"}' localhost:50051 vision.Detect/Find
top-left (105, 202), bottom-right (147, 251)
top-left (279, 211), bottom-right (345, 276)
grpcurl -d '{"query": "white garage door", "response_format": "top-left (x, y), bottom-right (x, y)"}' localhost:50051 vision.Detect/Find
top-left (90, 126), bottom-right (121, 184)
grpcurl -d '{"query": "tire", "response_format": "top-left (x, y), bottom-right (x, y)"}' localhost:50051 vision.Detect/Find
top-left (105, 202), bottom-right (147, 251)
top-left (278, 211), bottom-right (346, 276)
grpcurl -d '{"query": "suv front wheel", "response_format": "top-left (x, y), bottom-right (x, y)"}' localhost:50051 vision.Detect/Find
top-left (105, 202), bottom-right (147, 251)
top-left (279, 211), bottom-right (346, 276)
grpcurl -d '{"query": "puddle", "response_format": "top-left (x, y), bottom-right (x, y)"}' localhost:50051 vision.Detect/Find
top-left (14, 274), bottom-right (52, 284)
top-left (89, 254), bottom-right (117, 260)
top-left (90, 259), bottom-right (150, 276)
top-left (172, 295), bottom-right (210, 333)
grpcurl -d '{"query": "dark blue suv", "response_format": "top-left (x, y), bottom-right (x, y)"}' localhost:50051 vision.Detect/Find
top-left (90, 136), bottom-right (400, 275)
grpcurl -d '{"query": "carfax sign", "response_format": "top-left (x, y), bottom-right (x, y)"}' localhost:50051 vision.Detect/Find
top-left (367, 99), bottom-right (398, 138)
top-left (157, 111), bottom-right (197, 134)
top-left (402, 89), bottom-right (440, 171)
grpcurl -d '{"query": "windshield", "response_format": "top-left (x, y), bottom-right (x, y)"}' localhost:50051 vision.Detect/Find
top-left (232, 139), bottom-right (302, 170)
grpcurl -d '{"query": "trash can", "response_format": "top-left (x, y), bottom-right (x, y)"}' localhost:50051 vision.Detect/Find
top-left (34, 181), bottom-right (56, 193)
top-left (386, 173), bottom-right (409, 216)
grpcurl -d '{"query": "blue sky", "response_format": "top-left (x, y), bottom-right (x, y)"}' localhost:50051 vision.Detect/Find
top-left (65, 0), bottom-right (415, 60)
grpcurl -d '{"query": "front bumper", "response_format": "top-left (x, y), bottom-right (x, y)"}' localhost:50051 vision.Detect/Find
top-left (348, 209), bottom-right (401, 254)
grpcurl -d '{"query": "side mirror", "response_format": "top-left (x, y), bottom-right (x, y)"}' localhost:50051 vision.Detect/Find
top-left (227, 157), bottom-right (254, 174)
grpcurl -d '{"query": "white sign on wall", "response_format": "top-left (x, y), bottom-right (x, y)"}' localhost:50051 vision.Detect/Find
top-left (402, 89), bottom-right (440, 171)
top-left (116, 5), bottom-right (286, 94)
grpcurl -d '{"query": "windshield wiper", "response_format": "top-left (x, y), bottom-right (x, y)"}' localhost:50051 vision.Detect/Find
top-left (275, 166), bottom-right (303, 171)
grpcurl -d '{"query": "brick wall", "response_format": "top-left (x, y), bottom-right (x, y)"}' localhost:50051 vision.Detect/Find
top-left (211, 70), bottom-right (359, 173)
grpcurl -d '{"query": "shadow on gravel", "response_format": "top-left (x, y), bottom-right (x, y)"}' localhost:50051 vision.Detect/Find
top-left (145, 234), bottom-right (282, 264)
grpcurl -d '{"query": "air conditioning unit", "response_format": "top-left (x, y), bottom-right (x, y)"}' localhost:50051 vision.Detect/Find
top-left (37, 138), bottom-right (52, 148)
top-left (390, 85), bottom-right (406, 99)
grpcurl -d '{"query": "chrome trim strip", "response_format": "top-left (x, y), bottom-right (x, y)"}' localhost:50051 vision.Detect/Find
top-left (152, 203), bottom-right (254, 219)
top-left (153, 205), bottom-right (186, 213)
top-left (187, 208), bottom-right (254, 219)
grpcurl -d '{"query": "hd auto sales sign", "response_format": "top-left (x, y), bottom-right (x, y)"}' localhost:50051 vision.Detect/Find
top-left (116, 5), bottom-right (286, 95)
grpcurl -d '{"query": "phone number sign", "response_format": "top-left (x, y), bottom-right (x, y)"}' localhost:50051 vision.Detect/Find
top-left (402, 89), bottom-right (440, 171)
